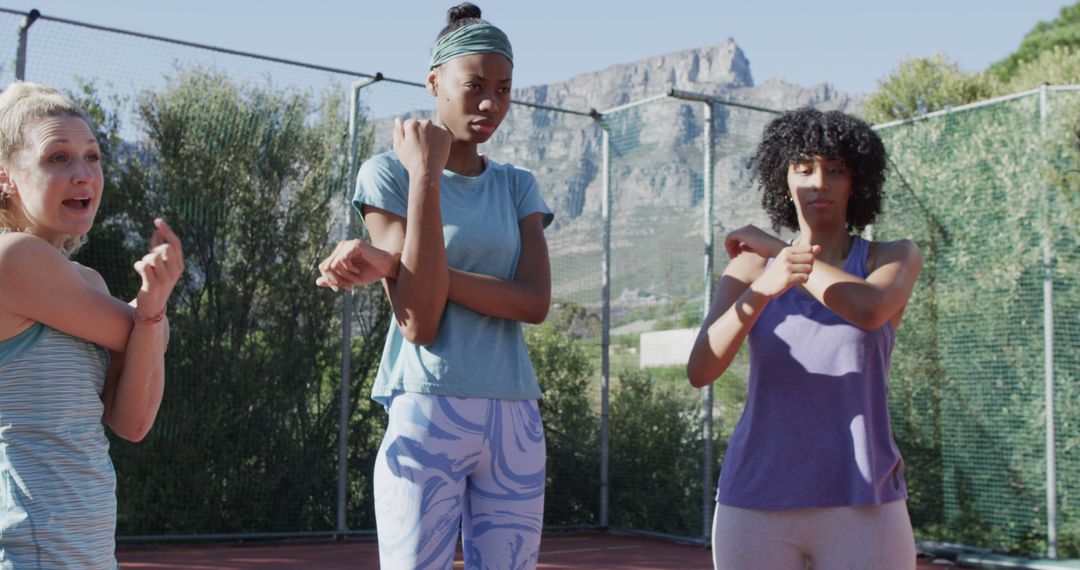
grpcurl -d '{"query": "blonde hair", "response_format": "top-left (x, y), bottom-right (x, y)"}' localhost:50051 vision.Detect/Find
top-left (0, 82), bottom-right (95, 256)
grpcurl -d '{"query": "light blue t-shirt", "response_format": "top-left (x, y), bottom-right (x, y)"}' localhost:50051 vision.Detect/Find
top-left (353, 151), bottom-right (554, 407)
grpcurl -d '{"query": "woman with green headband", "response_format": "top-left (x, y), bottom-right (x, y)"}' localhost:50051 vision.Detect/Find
top-left (317, 3), bottom-right (552, 568)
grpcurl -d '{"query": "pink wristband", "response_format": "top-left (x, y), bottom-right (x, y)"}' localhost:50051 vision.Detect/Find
top-left (133, 307), bottom-right (166, 325)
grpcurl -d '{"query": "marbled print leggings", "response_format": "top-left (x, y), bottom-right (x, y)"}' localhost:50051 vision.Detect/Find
top-left (374, 391), bottom-right (546, 570)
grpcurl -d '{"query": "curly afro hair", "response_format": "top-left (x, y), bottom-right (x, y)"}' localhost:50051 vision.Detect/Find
top-left (750, 108), bottom-right (887, 233)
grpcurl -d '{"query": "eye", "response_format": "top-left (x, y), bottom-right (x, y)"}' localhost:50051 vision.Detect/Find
top-left (48, 152), bottom-right (68, 163)
top-left (86, 152), bottom-right (101, 163)
top-left (464, 82), bottom-right (480, 90)
top-left (498, 87), bottom-right (511, 94)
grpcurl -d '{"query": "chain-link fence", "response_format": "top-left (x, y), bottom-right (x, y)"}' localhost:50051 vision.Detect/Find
top-left (874, 87), bottom-right (1080, 557)
top-left (2, 6), bottom-right (1078, 560)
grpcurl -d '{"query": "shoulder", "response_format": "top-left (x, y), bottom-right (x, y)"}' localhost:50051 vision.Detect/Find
top-left (487, 158), bottom-right (537, 187)
top-left (866, 238), bottom-right (922, 272)
top-left (358, 151), bottom-right (407, 183)
top-left (0, 234), bottom-right (71, 313)
top-left (0, 232), bottom-right (65, 274)
top-left (362, 150), bottom-right (403, 170)
top-left (71, 262), bottom-right (109, 295)
top-left (0, 234), bottom-right (107, 293)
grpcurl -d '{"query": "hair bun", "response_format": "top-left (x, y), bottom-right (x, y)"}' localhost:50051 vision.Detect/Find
top-left (447, 2), bottom-right (481, 23)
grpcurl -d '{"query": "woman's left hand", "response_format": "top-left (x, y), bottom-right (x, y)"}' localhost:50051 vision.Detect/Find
top-left (724, 225), bottom-right (785, 259)
top-left (316, 239), bottom-right (400, 292)
top-left (133, 218), bottom-right (185, 320)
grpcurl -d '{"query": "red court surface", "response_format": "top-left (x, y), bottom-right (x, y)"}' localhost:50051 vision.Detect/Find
top-left (118, 532), bottom-right (946, 569)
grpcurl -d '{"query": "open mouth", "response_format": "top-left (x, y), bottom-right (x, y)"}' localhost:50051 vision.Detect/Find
top-left (63, 198), bottom-right (92, 210)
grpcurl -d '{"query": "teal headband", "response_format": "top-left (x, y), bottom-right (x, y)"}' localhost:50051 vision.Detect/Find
top-left (429, 22), bottom-right (513, 69)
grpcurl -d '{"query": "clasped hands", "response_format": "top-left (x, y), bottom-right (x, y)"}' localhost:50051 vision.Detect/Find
top-left (725, 225), bottom-right (822, 297)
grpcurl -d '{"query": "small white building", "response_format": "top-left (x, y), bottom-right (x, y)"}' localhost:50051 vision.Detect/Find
top-left (639, 328), bottom-right (698, 368)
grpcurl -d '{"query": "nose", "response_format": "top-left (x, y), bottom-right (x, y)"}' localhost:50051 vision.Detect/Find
top-left (806, 168), bottom-right (826, 190)
top-left (478, 93), bottom-right (500, 114)
top-left (71, 158), bottom-right (95, 185)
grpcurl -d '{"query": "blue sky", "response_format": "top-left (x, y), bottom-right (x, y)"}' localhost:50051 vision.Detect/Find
top-left (2, 0), bottom-right (1075, 95)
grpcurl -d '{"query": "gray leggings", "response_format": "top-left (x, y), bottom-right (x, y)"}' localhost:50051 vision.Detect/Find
top-left (712, 500), bottom-right (916, 570)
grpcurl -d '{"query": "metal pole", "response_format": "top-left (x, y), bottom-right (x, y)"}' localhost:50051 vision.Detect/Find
top-left (600, 125), bottom-right (611, 529)
top-left (1039, 83), bottom-right (1057, 559)
top-left (701, 101), bottom-right (715, 541)
top-left (15, 9), bottom-right (39, 81)
top-left (337, 75), bottom-right (381, 537)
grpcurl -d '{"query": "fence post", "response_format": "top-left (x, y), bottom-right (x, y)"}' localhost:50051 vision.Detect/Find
top-left (337, 75), bottom-right (381, 537)
top-left (600, 124), bottom-right (611, 529)
top-left (701, 100), bottom-right (715, 542)
top-left (1039, 83), bottom-right (1057, 559)
top-left (15, 9), bottom-right (39, 81)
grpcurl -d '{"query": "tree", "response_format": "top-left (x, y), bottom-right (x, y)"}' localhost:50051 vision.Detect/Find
top-left (986, 2), bottom-right (1080, 82)
top-left (864, 2), bottom-right (1080, 124)
top-left (863, 54), bottom-right (991, 124)
top-left (525, 323), bottom-right (600, 526)
top-left (77, 67), bottom-right (388, 534)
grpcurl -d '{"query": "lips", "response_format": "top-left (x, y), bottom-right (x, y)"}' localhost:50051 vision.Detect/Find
top-left (470, 121), bottom-right (497, 136)
top-left (62, 198), bottom-right (92, 210)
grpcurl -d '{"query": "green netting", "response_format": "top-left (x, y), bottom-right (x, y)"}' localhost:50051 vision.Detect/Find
top-left (603, 98), bottom-right (779, 539)
top-left (14, 15), bottom-right (378, 537)
top-left (875, 89), bottom-right (1080, 556)
top-left (604, 99), bottom-right (709, 538)
top-left (6, 7), bottom-right (1079, 556)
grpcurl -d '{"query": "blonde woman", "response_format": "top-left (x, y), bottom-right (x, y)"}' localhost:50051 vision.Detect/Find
top-left (0, 82), bottom-right (184, 568)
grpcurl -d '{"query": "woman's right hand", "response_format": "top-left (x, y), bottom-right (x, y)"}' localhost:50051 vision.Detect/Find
top-left (316, 239), bottom-right (400, 292)
top-left (393, 117), bottom-right (452, 181)
top-left (751, 244), bottom-right (820, 298)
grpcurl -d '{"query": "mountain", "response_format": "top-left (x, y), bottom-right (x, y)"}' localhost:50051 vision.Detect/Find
top-left (366, 40), bottom-right (863, 314)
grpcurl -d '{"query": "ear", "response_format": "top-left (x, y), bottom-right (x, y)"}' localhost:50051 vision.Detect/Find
top-left (426, 68), bottom-right (439, 98)
top-left (0, 168), bottom-right (15, 196)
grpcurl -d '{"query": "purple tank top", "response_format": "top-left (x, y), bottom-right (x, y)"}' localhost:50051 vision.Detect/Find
top-left (716, 236), bottom-right (907, 510)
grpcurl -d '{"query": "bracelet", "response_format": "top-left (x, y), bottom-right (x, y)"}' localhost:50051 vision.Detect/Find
top-left (133, 307), bottom-right (167, 325)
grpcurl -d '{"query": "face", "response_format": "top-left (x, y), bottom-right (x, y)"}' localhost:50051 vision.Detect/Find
top-left (1, 116), bottom-right (103, 247)
top-left (787, 155), bottom-right (852, 229)
top-left (428, 52), bottom-right (513, 144)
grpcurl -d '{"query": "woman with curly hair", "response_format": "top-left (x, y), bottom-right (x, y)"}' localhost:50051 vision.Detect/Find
top-left (687, 108), bottom-right (922, 569)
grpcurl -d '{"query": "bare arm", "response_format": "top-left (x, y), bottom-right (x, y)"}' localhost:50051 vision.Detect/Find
top-left (0, 220), bottom-right (184, 442)
top-left (687, 243), bottom-right (819, 388)
top-left (0, 233), bottom-right (133, 352)
top-left (447, 213), bottom-right (551, 324)
top-left (686, 253), bottom-right (765, 388)
top-left (358, 119), bottom-right (452, 346)
top-left (802, 240), bottom-right (922, 330)
top-left (100, 219), bottom-right (184, 442)
top-left (362, 209), bottom-right (550, 324)
top-left (725, 225), bottom-right (923, 330)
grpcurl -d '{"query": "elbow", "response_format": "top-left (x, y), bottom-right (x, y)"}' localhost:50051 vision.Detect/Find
top-left (400, 320), bottom-right (439, 347)
top-left (111, 418), bottom-right (155, 443)
top-left (522, 293), bottom-right (551, 325)
top-left (854, 306), bottom-right (892, 331)
top-left (686, 352), bottom-right (715, 389)
top-left (686, 365), bottom-right (710, 389)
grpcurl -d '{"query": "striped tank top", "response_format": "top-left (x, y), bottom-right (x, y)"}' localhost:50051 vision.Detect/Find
top-left (717, 236), bottom-right (907, 509)
top-left (0, 322), bottom-right (117, 569)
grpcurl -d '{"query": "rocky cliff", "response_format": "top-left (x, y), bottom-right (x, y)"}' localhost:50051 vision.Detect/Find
top-left (366, 40), bottom-right (864, 306)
